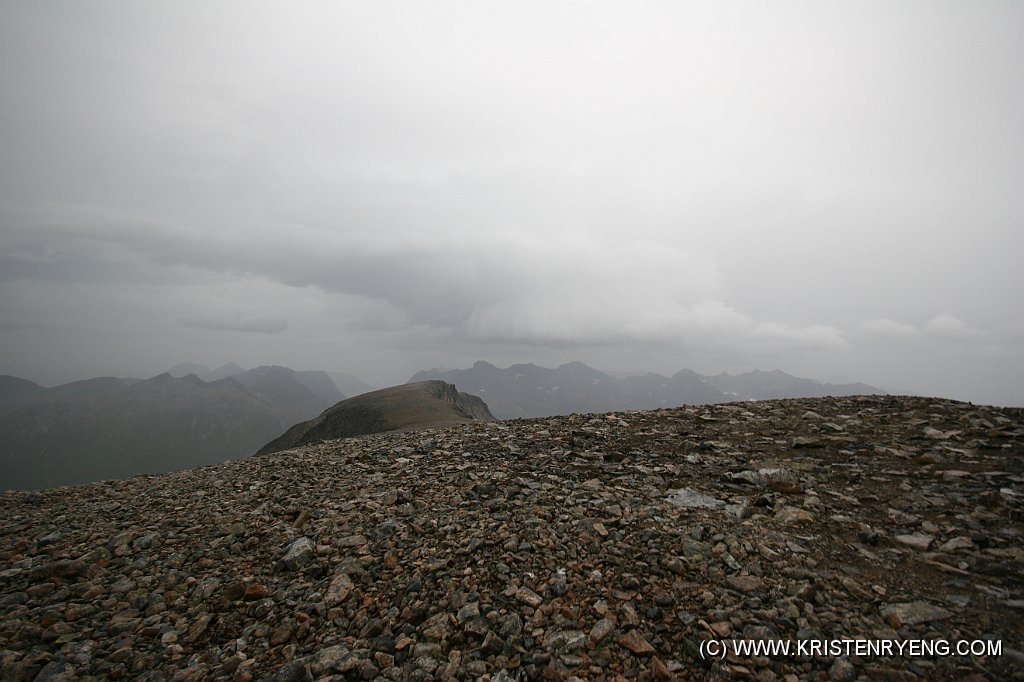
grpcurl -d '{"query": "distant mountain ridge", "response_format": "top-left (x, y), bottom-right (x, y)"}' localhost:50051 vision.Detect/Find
top-left (259, 380), bottom-right (494, 454)
top-left (0, 366), bottom-right (347, 490)
top-left (409, 361), bottom-right (883, 419)
top-left (707, 368), bottom-right (880, 401)
top-left (1, 360), bottom-right (880, 489)
top-left (0, 375), bottom-right (130, 416)
top-left (326, 371), bottom-right (376, 398)
top-left (232, 366), bottom-right (344, 423)
top-left (167, 362), bottom-right (374, 399)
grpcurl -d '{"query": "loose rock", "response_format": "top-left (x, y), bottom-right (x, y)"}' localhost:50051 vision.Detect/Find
top-left (0, 395), bottom-right (1020, 680)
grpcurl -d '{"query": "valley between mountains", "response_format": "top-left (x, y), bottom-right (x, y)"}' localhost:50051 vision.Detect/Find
top-left (1, 395), bottom-right (1021, 680)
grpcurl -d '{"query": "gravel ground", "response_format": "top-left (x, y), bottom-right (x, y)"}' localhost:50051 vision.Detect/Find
top-left (1, 395), bottom-right (1022, 681)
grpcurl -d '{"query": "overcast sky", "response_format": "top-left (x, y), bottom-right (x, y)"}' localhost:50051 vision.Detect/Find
top-left (2, 1), bottom-right (1022, 405)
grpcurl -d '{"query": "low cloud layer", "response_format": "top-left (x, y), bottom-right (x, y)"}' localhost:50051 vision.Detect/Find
top-left (2, 210), bottom-right (850, 356)
top-left (926, 314), bottom-right (978, 340)
top-left (861, 318), bottom-right (922, 339)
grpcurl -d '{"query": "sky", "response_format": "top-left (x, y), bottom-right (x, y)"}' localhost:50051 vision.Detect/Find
top-left (1, 1), bottom-right (1022, 406)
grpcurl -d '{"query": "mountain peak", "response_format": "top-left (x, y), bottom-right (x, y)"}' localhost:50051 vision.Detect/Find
top-left (205, 362), bottom-right (247, 381)
top-left (259, 381), bottom-right (494, 454)
top-left (167, 362), bottom-right (211, 378)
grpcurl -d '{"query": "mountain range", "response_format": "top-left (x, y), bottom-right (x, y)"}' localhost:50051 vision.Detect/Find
top-left (409, 361), bottom-right (882, 419)
top-left (0, 366), bottom-right (349, 490)
top-left (1, 359), bottom-right (881, 490)
top-left (169, 362), bottom-right (377, 399)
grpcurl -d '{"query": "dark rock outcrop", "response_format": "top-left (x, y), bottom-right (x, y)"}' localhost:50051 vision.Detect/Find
top-left (259, 380), bottom-right (494, 454)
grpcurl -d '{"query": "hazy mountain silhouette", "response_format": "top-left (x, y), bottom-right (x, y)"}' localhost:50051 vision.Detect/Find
top-left (203, 361), bottom-right (248, 382)
top-left (327, 371), bottom-right (376, 398)
top-left (407, 361), bottom-right (622, 419)
top-left (259, 380), bottom-right (494, 454)
top-left (167, 362), bottom-right (212, 378)
top-left (232, 365), bottom-right (344, 424)
top-left (165, 362), bottom-right (370, 400)
top-left (168, 361), bottom-right (247, 382)
top-left (0, 375), bottom-right (50, 415)
top-left (409, 361), bottom-right (883, 419)
top-left (0, 375), bottom-right (129, 416)
top-left (0, 369), bottom-right (342, 490)
top-left (619, 369), bottom-right (728, 409)
top-left (704, 368), bottom-right (880, 400)
top-left (291, 370), bottom-right (347, 406)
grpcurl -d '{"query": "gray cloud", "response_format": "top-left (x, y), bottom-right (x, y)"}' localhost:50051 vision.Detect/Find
top-left (3, 210), bottom-right (850, 355)
top-left (925, 314), bottom-right (978, 340)
top-left (1, 2), bottom-right (1022, 405)
top-left (861, 318), bottom-right (922, 339)
top-left (180, 314), bottom-right (288, 335)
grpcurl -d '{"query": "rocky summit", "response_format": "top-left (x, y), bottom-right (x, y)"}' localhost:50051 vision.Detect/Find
top-left (258, 381), bottom-right (493, 456)
top-left (1, 395), bottom-right (1022, 681)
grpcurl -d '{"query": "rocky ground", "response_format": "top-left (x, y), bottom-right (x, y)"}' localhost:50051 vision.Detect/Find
top-left (1, 395), bottom-right (1022, 681)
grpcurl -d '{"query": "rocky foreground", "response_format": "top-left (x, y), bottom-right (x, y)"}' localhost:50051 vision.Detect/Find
top-left (1, 395), bottom-right (1022, 681)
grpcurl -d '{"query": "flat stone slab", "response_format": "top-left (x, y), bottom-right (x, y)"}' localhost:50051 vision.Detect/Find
top-left (726, 575), bottom-right (765, 593)
top-left (775, 506), bottom-right (815, 525)
top-left (666, 488), bottom-right (725, 509)
top-left (880, 601), bottom-right (951, 626)
top-left (894, 533), bottom-right (934, 551)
